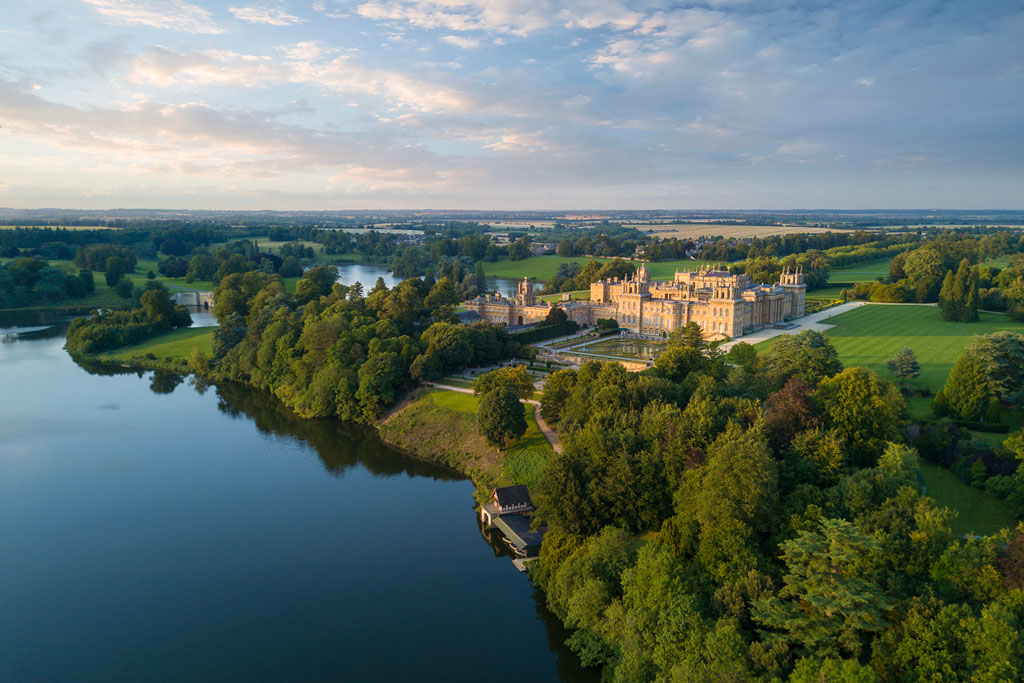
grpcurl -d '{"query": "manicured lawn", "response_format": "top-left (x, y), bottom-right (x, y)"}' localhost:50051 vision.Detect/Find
top-left (918, 461), bottom-right (1016, 536)
top-left (101, 327), bottom-right (215, 361)
top-left (483, 255), bottom-right (732, 282)
top-left (539, 289), bottom-right (591, 303)
top-left (423, 389), bottom-right (552, 456)
top-left (827, 257), bottom-right (894, 284)
top-left (766, 304), bottom-right (1024, 394)
top-left (483, 255), bottom-right (616, 280)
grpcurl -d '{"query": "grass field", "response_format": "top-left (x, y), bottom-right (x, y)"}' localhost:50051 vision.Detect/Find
top-left (394, 389), bottom-right (553, 489)
top-left (981, 255), bottom-right (1014, 269)
top-left (483, 255), bottom-right (732, 282)
top-left (919, 461), bottom-right (1016, 536)
top-left (99, 326), bottom-right (215, 361)
top-left (539, 289), bottom-right (591, 303)
top-left (759, 304), bottom-right (1024, 395)
top-left (827, 257), bottom-right (894, 284)
top-left (482, 255), bottom-right (616, 280)
top-left (255, 239), bottom-right (322, 254)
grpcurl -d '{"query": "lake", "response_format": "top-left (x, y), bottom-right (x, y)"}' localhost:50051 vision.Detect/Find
top-left (0, 313), bottom-right (594, 682)
top-left (334, 262), bottom-right (522, 297)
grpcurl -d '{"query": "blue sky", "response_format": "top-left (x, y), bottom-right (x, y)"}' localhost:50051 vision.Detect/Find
top-left (0, 0), bottom-right (1021, 209)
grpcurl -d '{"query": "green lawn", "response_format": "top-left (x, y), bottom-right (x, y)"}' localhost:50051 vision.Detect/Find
top-left (539, 289), bottom-right (591, 303)
top-left (483, 255), bottom-right (617, 280)
top-left (483, 255), bottom-right (733, 282)
top-left (99, 326), bottom-right (215, 361)
top-left (827, 257), bottom-right (894, 284)
top-left (918, 461), bottom-right (1016, 536)
top-left (764, 304), bottom-right (1024, 394)
top-left (423, 389), bottom-right (552, 455)
top-left (981, 255), bottom-right (1013, 269)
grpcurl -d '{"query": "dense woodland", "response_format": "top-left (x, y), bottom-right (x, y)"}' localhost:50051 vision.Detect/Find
top-left (530, 326), bottom-right (1024, 681)
top-left (0, 257), bottom-right (95, 308)
top-left (209, 267), bottom-right (519, 421)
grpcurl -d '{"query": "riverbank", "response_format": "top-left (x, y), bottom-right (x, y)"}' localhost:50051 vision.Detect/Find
top-left (378, 388), bottom-right (552, 500)
top-left (77, 327), bottom-right (554, 500)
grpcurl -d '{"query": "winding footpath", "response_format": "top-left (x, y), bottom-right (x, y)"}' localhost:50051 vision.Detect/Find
top-left (424, 381), bottom-right (564, 454)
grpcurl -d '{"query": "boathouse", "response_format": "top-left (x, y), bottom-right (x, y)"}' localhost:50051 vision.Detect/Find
top-left (480, 484), bottom-right (534, 526)
top-left (480, 485), bottom-right (543, 558)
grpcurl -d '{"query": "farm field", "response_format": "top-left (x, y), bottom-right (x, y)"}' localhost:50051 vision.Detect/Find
top-left (918, 461), bottom-right (1016, 536)
top-left (0, 225), bottom-right (118, 230)
top-left (639, 223), bottom-right (834, 239)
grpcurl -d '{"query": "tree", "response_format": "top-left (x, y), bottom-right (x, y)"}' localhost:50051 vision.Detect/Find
top-left (939, 259), bottom-right (980, 322)
top-left (139, 288), bottom-right (175, 327)
top-left (540, 368), bottom-right (577, 424)
top-left (279, 256), bottom-right (302, 278)
top-left (294, 265), bottom-right (338, 304)
top-left (903, 246), bottom-right (946, 302)
top-left (545, 306), bottom-right (568, 326)
top-left (815, 367), bottom-right (905, 467)
top-left (886, 347), bottom-right (920, 385)
top-left (763, 377), bottom-right (819, 448)
top-left (424, 276), bottom-right (459, 310)
top-left (475, 261), bottom-right (487, 293)
top-left (508, 236), bottom-right (531, 261)
top-left (669, 321), bottom-right (705, 349)
top-left (939, 348), bottom-right (993, 420)
top-left (726, 342), bottom-right (757, 367)
top-left (104, 256), bottom-right (127, 288)
top-left (114, 276), bottom-right (134, 298)
top-left (186, 254), bottom-right (217, 283)
top-left (477, 386), bottom-right (526, 448)
top-left (760, 330), bottom-right (842, 388)
top-left (473, 365), bottom-right (534, 399)
top-left (752, 518), bottom-right (892, 658)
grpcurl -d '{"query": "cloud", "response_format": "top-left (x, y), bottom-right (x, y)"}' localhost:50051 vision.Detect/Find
top-left (311, 0), bottom-right (348, 19)
top-left (0, 80), bottom-right (440, 181)
top-left (129, 44), bottom-right (474, 113)
top-left (355, 0), bottom-right (551, 36)
top-left (80, 0), bottom-right (222, 34)
top-left (441, 35), bottom-right (481, 49)
top-left (229, 4), bottom-right (306, 26)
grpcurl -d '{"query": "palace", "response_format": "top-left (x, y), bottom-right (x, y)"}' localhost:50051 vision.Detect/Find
top-left (463, 264), bottom-right (806, 339)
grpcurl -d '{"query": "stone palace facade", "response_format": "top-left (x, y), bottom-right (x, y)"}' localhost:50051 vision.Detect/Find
top-left (463, 264), bottom-right (806, 339)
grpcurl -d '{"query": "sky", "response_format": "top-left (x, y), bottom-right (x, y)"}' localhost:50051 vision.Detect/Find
top-left (0, 0), bottom-right (1022, 210)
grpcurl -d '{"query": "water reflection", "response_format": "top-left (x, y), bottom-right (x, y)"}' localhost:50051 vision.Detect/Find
top-left (213, 380), bottom-right (465, 481)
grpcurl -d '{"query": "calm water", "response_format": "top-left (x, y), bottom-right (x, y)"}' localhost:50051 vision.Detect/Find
top-left (335, 262), bottom-right (521, 297)
top-left (0, 313), bottom-right (594, 682)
